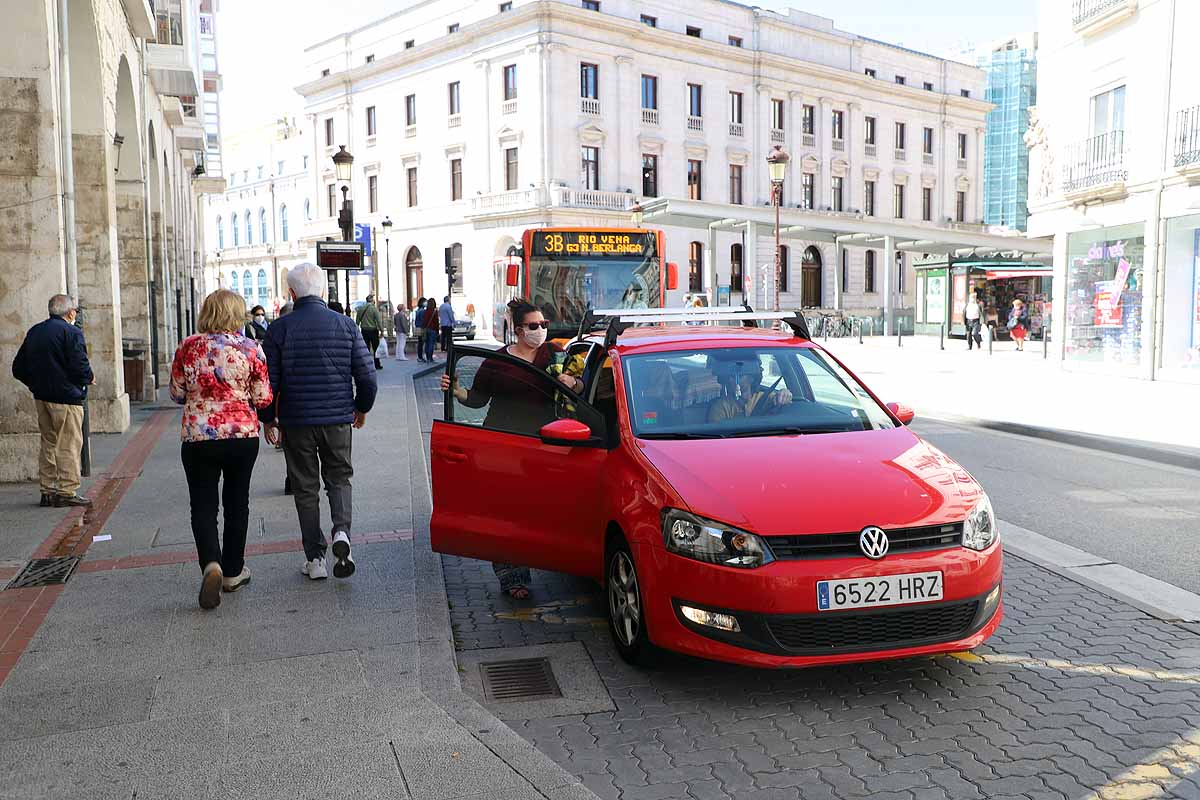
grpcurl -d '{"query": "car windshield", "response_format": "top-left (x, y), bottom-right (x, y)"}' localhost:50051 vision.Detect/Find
top-left (621, 345), bottom-right (897, 438)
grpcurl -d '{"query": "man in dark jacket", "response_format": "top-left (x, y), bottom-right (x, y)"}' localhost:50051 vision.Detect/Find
top-left (12, 294), bottom-right (95, 507)
top-left (261, 263), bottom-right (377, 581)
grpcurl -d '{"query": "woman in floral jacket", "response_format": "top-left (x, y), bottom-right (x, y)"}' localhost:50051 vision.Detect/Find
top-left (170, 289), bottom-right (272, 609)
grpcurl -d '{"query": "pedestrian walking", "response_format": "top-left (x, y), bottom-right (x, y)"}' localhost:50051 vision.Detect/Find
top-left (261, 263), bottom-right (378, 582)
top-left (438, 295), bottom-right (456, 353)
top-left (394, 304), bottom-right (411, 361)
top-left (357, 293), bottom-right (384, 370)
top-left (169, 290), bottom-right (273, 610)
top-left (964, 293), bottom-right (983, 351)
top-left (422, 297), bottom-right (439, 362)
top-left (244, 305), bottom-right (269, 341)
top-left (328, 300), bottom-right (345, 315)
top-left (1008, 298), bottom-right (1030, 352)
top-left (413, 297), bottom-right (428, 362)
top-left (11, 294), bottom-right (95, 508)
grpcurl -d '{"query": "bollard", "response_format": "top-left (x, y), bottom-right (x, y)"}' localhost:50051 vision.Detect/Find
top-left (858, 321), bottom-right (863, 344)
top-left (897, 326), bottom-right (902, 347)
top-left (987, 324), bottom-right (993, 355)
top-left (1043, 329), bottom-right (1049, 359)
top-left (939, 324), bottom-right (945, 351)
top-left (824, 318), bottom-right (829, 342)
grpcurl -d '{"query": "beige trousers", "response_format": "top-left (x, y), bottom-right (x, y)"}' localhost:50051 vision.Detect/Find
top-left (36, 400), bottom-right (84, 497)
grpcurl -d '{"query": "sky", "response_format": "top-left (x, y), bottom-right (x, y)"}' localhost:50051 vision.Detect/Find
top-left (216, 0), bottom-right (1039, 137)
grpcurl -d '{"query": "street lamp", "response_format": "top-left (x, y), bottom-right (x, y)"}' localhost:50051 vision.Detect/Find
top-left (332, 145), bottom-right (355, 309)
top-left (381, 215), bottom-right (393, 308)
top-left (630, 201), bottom-right (644, 229)
top-left (766, 145), bottom-right (790, 313)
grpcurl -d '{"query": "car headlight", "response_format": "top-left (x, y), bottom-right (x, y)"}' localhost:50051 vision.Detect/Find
top-left (963, 493), bottom-right (997, 551)
top-left (662, 509), bottom-right (775, 568)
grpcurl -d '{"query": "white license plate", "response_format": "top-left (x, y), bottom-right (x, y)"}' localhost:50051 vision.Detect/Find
top-left (817, 571), bottom-right (943, 611)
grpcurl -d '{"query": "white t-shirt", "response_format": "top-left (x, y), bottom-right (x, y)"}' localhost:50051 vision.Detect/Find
top-left (965, 300), bottom-right (981, 321)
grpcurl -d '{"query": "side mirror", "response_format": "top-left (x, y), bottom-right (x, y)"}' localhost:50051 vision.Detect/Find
top-left (505, 263), bottom-right (519, 287)
top-left (666, 262), bottom-right (679, 291)
top-left (539, 418), bottom-right (592, 446)
top-left (886, 402), bottom-right (916, 426)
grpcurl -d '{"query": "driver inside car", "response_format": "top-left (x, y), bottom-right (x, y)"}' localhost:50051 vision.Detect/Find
top-left (706, 359), bottom-right (793, 423)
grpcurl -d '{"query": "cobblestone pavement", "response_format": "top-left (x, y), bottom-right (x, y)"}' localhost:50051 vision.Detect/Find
top-left (418, 372), bottom-right (1200, 800)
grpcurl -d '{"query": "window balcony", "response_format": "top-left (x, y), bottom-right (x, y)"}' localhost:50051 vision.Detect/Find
top-left (502, 99), bottom-right (518, 115)
top-left (147, 0), bottom-right (200, 95)
top-left (642, 108), bottom-right (659, 126)
top-left (864, 143), bottom-right (877, 158)
top-left (687, 115), bottom-right (704, 133)
top-left (728, 122), bottom-right (744, 137)
top-left (553, 187), bottom-right (633, 211)
top-left (894, 148), bottom-right (907, 162)
top-left (832, 138), bottom-right (845, 152)
top-left (467, 187), bottom-right (542, 217)
top-left (1072, 0), bottom-right (1137, 35)
top-left (770, 128), bottom-right (785, 144)
top-left (405, 125), bottom-right (417, 138)
top-left (956, 158), bottom-right (968, 170)
top-left (802, 133), bottom-right (815, 148)
top-left (922, 153), bottom-right (934, 166)
top-left (448, 113), bottom-right (462, 128)
top-left (1062, 130), bottom-right (1127, 200)
top-left (581, 97), bottom-right (601, 115)
top-left (1175, 105), bottom-right (1200, 174)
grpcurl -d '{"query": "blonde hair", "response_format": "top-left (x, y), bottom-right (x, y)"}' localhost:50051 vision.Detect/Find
top-left (198, 289), bottom-right (247, 334)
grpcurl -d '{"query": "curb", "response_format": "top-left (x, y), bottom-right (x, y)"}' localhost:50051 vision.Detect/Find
top-left (404, 368), bottom-right (600, 800)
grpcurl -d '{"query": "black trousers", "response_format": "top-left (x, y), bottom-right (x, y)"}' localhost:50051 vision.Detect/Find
top-left (440, 325), bottom-right (453, 352)
top-left (181, 437), bottom-right (260, 574)
top-left (362, 328), bottom-right (382, 366)
top-left (966, 319), bottom-right (983, 349)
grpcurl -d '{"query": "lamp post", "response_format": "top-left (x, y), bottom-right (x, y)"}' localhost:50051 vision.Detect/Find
top-left (766, 145), bottom-right (790, 313)
top-left (332, 145), bottom-right (355, 310)
top-left (630, 201), bottom-right (644, 229)
top-left (381, 215), bottom-right (393, 309)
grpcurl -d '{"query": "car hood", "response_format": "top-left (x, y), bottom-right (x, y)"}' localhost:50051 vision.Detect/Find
top-left (634, 427), bottom-right (983, 535)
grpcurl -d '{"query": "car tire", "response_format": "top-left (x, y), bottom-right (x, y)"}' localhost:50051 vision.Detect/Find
top-left (605, 537), bottom-right (655, 666)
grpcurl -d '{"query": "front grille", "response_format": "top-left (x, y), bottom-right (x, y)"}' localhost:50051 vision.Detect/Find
top-left (765, 599), bottom-right (979, 655)
top-left (767, 523), bottom-right (962, 560)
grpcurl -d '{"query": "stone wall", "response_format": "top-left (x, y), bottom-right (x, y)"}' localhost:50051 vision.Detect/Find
top-left (116, 185), bottom-right (154, 402)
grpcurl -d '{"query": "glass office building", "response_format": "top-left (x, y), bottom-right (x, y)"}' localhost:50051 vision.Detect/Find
top-left (978, 36), bottom-right (1037, 232)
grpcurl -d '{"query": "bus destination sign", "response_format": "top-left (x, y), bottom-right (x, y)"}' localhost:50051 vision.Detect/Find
top-left (531, 231), bottom-right (655, 258)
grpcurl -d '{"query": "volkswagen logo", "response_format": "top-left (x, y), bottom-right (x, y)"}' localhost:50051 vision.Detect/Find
top-left (859, 526), bottom-right (889, 559)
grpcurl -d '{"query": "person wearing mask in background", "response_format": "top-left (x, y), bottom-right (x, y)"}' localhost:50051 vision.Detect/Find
top-left (413, 297), bottom-right (428, 362)
top-left (438, 295), bottom-right (456, 354)
top-left (394, 303), bottom-right (411, 361)
top-left (170, 290), bottom-right (272, 609)
top-left (244, 305), bottom-right (269, 341)
top-left (261, 263), bottom-right (377, 581)
top-left (964, 293), bottom-right (983, 351)
top-left (12, 294), bottom-right (95, 508)
top-left (357, 294), bottom-right (384, 371)
top-left (422, 297), bottom-right (439, 362)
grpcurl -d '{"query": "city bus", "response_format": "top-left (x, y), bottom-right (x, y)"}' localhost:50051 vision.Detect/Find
top-left (492, 227), bottom-right (678, 342)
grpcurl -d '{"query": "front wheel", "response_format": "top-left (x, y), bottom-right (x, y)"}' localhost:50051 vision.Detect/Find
top-left (606, 538), bottom-right (655, 666)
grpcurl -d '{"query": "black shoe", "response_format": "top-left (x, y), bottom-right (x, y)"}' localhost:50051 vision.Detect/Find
top-left (375, 360), bottom-right (384, 370)
top-left (53, 493), bottom-right (93, 508)
top-left (39, 493), bottom-right (52, 507)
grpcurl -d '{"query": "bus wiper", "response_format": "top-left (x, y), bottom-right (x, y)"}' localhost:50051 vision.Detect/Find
top-left (725, 426), bottom-right (839, 438)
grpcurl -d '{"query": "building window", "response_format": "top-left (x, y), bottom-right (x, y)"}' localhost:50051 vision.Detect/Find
top-left (257, 269), bottom-right (268, 303)
top-left (324, 118), bottom-right (334, 147)
top-left (321, 68), bottom-right (330, 77)
top-left (216, 216), bottom-right (224, 249)
top-left (401, 168), bottom-right (414, 207)
top-left (958, 132), bottom-right (968, 160)
top-left (582, 146), bottom-right (600, 190)
top-left (243, 270), bottom-right (253, 302)
top-left (688, 83), bottom-right (703, 117)
top-left (840, 249), bottom-right (848, 291)
top-left (730, 92), bottom-right (744, 125)
top-left (641, 75), bottom-right (658, 109)
top-left (865, 250), bottom-right (876, 292)
top-left (686, 26), bottom-right (701, 37)
top-left (230, 272), bottom-right (238, 292)
top-left (687, 159), bottom-right (703, 200)
top-left (802, 104), bottom-right (815, 135)
top-left (448, 243), bottom-right (464, 294)
top-left (257, 165), bottom-right (264, 179)
top-left (895, 122), bottom-right (907, 151)
top-left (450, 158), bottom-right (463, 201)
top-left (304, 198), bottom-right (311, 220)
top-left (729, 164), bottom-right (743, 205)
top-left (277, 160), bottom-right (284, 174)
top-left (582, 0), bottom-right (599, 9)
top-left (778, 245), bottom-right (789, 292)
top-left (924, 81), bottom-right (934, 92)
top-left (1091, 85), bottom-right (1126, 135)
top-left (365, 54), bottom-right (375, 63)
top-left (503, 64), bottom-right (517, 99)
top-left (327, 184), bottom-right (337, 217)
top-left (404, 39), bottom-right (415, 49)
top-left (448, 82), bottom-right (461, 115)
top-left (923, 127), bottom-right (933, 155)
top-left (865, 68), bottom-right (876, 78)
top-left (893, 184), bottom-right (905, 218)
top-left (642, 154), bottom-right (658, 197)
top-left (730, 243), bottom-right (743, 291)
top-left (831, 109), bottom-right (844, 141)
top-left (728, 36), bottom-right (742, 47)
top-left (303, 155), bottom-right (309, 169)
top-left (956, 191), bottom-right (966, 223)
top-left (253, 210), bottom-right (264, 248)
top-left (505, 147), bottom-right (518, 190)
top-left (831, 176), bottom-right (844, 212)
top-left (232, 216), bottom-right (239, 246)
top-left (865, 116), bottom-right (876, 145)
top-left (961, 89), bottom-right (971, 98)
top-left (499, 1), bottom-right (511, 10)
top-left (405, 94), bottom-right (417, 126)
top-left (922, 186), bottom-right (932, 221)
top-left (640, 14), bottom-right (656, 26)
top-left (895, 75), bottom-right (906, 86)
top-left (689, 242), bottom-right (703, 291)
top-left (864, 180), bottom-right (876, 216)
top-left (800, 173), bottom-right (814, 210)
top-left (770, 98), bottom-right (784, 130)
top-left (369, 174), bottom-right (379, 213)
top-left (366, 106), bottom-right (377, 136)
top-left (280, 205), bottom-right (288, 241)
top-left (580, 63), bottom-right (598, 99)
top-left (448, 23), bottom-right (459, 33)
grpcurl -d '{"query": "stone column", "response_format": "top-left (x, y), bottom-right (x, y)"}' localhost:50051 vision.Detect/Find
top-left (788, 90), bottom-right (803, 202)
top-left (882, 235), bottom-right (895, 336)
top-left (818, 97), bottom-right (834, 209)
top-left (754, 85), bottom-right (770, 204)
top-left (974, 126), bottom-right (985, 223)
top-left (614, 55), bottom-right (633, 193)
top-left (475, 60), bottom-right (493, 193)
top-left (116, 180), bottom-right (155, 403)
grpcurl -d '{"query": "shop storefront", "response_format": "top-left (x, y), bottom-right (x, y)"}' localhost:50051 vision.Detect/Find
top-left (1065, 223), bottom-right (1146, 368)
top-left (915, 259), bottom-right (1052, 340)
top-left (1162, 214), bottom-right (1200, 373)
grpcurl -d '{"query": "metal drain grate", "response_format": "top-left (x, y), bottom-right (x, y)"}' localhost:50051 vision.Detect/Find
top-left (6, 557), bottom-right (80, 589)
top-left (480, 657), bottom-right (562, 702)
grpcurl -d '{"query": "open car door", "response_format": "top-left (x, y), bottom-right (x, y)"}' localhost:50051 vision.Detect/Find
top-left (430, 345), bottom-right (609, 579)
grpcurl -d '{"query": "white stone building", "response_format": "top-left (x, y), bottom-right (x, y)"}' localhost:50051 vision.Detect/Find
top-left (203, 118), bottom-right (315, 315)
top-left (296, 0), bottom-right (1016, 336)
top-left (1027, 0), bottom-right (1200, 381)
top-left (0, 0), bottom-right (224, 480)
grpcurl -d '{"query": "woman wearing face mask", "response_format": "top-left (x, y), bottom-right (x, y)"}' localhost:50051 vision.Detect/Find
top-left (244, 306), bottom-right (269, 341)
top-left (440, 299), bottom-right (580, 599)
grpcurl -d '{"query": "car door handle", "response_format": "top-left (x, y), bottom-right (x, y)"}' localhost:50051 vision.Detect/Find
top-left (441, 447), bottom-right (468, 464)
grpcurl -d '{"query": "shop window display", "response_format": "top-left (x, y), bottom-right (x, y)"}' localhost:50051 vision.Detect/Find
top-left (1163, 214), bottom-right (1200, 370)
top-left (1065, 224), bottom-right (1145, 367)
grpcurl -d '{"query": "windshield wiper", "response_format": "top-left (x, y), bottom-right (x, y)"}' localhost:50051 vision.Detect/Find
top-left (637, 432), bottom-right (728, 440)
top-left (725, 426), bottom-right (842, 438)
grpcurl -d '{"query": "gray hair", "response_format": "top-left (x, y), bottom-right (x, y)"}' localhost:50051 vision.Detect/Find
top-left (286, 262), bottom-right (326, 300)
top-left (48, 294), bottom-right (76, 317)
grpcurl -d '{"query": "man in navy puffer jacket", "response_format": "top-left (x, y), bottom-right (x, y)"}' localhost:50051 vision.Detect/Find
top-left (261, 263), bottom-right (377, 581)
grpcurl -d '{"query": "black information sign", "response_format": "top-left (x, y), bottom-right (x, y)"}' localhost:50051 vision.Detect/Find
top-left (530, 230), bottom-right (656, 259)
top-left (316, 241), bottom-right (364, 270)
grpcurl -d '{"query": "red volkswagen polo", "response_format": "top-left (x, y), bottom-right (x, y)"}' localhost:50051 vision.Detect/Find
top-left (431, 311), bottom-right (1002, 668)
